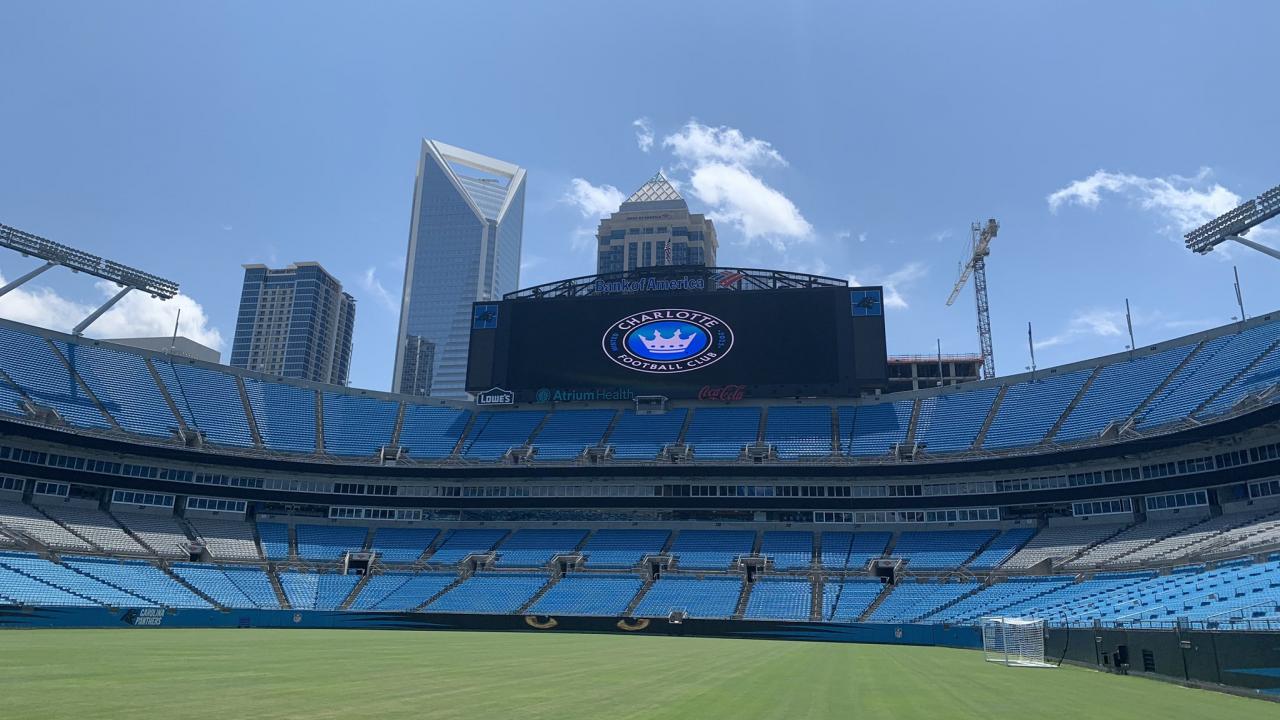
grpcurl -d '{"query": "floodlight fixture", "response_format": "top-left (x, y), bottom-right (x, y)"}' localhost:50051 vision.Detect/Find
top-left (1184, 182), bottom-right (1280, 259)
top-left (0, 221), bottom-right (180, 335)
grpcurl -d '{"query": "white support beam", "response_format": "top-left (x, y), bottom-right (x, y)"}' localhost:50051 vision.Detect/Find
top-left (72, 286), bottom-right (131, 336)
top-left (0, 260), bottom-right (56, 299)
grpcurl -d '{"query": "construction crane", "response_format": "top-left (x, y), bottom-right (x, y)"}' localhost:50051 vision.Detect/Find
top-left (945, 218), bottom-right (999, 379)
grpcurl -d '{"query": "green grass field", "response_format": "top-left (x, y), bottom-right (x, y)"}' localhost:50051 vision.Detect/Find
top-left (0, 630), bottom-right (1273, 719)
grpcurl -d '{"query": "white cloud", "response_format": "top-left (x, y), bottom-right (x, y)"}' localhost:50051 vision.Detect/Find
top-left (662, 120), bottom-right (812, 247)
top-left (563, 178), bottom-right (624, 219)
top-left (1047, 168), bottom-right (1241, 233)
top-left (1033, 308), bottom-right (1126, 350)
top-left (359, 267), bottom-right (399, 313)
top-left (847, 261), bottom-right (929, 311)
top-left (632, 117), bottom-right (654, 153)
top-left (0, 271), bottom-right (224, 350)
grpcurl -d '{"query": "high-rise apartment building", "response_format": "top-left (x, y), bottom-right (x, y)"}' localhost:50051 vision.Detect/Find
top-left (595, 172), bottom-right (717, 274)
top-left (229, 262), bottom-right (355, 385)
top-left (393, 139), bottom-right (526, 398)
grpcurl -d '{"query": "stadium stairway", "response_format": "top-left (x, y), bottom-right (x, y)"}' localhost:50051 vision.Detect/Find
top-left (855, 582), bottom-right (894, 621)
top-left (104, 507), bottom-right (168, 557)
top-left (1193, 337), bottom-right (1280, 417)
top-left (234, 376), bottom-right (265, 448)
top-left (733, 578), bottom-right (753, 619)
top-left (516, 573), bottom-right (561, 614)
top-left (1043, 366), bottom-right (1102, 442)
top-left (960, 532), bottom-right (1005, 570)
top-left (1054, 521), bottom-right (1141, 570)
top-left (810, 576), bottom-right (824, 620)
top-left (623, 575), bottom-right (657, 616)
top-left (1123, 340), bottom-right (1207, 425)
top-left (268, 568), bottom-right (290, 609)
top-left (158, 563), bottom-right (224, 609)
top-left (411, 573), bottom-right (468, 611)
top-left (36, 507), bottom-right (106, 554)
top-left (970, 385), bottom-right (1008, 449)
top-left (338, 573), bottom-right (373, 610)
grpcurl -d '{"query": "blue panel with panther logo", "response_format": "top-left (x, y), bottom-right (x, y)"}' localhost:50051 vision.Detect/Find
top-left (850, 289), bottom-right (882, 317)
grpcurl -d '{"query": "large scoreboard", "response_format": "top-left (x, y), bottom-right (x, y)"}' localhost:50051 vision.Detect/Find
top-left (466, 269), bottom-right (887, 403)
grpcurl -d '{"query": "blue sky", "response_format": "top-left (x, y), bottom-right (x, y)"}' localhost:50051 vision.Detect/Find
top-left (1, 1), bottom-right (1278, 391)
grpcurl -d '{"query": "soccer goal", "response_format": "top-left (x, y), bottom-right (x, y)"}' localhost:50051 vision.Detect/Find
top-left (980, 617), bottom-right (1054, 668)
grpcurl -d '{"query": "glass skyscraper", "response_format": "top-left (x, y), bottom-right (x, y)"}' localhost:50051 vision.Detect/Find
top-left (393, 139), bottom-right (526, 398)
top-left (595, 172), bottom-right (717, 274)
top-left (230, 262), bottom-right (356, 385)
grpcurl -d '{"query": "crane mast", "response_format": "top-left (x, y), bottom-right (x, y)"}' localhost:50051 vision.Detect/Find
top-left (945, 218), bottom-right (999, 379)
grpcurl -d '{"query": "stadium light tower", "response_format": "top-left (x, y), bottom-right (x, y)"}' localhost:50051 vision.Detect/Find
top-left (946, 219), bottom-right (999, 379)
top-left (1184, 183), bottom-right (1280, 260)
top-left (0, 222), bottom-right (179, 335)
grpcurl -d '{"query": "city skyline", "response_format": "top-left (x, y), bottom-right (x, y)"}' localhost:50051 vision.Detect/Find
top-left (0, 3), bottom-right (1278, 393)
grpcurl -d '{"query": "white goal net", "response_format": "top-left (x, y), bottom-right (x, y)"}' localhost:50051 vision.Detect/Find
top-left (980, 617), bottom-right (1053, 668)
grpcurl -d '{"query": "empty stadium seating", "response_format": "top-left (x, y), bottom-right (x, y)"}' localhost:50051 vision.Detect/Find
top-left (823, 578), bottom-right (885, 621)
top-left (765, 406), bottom-right (833, 459)
top-left (322, 392), bottom-right (398, 457)
top-left (684, 407), bottom-right (759, 460)
top-left (760, 531), bottom-right (813, 570)
top-left (256, 522), bottom-right (291, 561)
top-left (632, 576), bottom-right (741, 619)
top-left (295, 524), bottom-right (367, 562)
top-left (187, 517), bottom-right (261, 561)
top-left (0, 498), bottom-right (95, 552)
top-left (494, 529), bottom-right (587, 567)
top-left (350, 572), bottom-right (455, 610)
top-left (581, 529), bottom-right (669, 568)
top-left (461, 411), bottom-right (544, 460)
top-left (113, 511), bottom-right (191, 558)
top-left (40, 504), bottom-right (147, 554)
top-left (63, 556), bottom-right (210, 608)
top-left (370, 527), bottom-right (438, 564)
top-left (427, 529), bottom-right (509, 565)
top-left (527, 574), bottom-right (642, 616)
top-left (891, 530), bottom-right (996, 571)
top-left (868, 580), bottom-right (980, 623)
top-left (606, 409), bottom-right (686, 459)
top-left (530, 409), bottom-right (616, 461)
top-left (744, 577), bottom-right (811, 620)
top-left (425, 572), bottom-right (546, 613)
top-left (1, 316), bottom-right (1279, 463)
top-left (820, 532), bottom-right (890, 569)
top-left (670, 530), bottom-right (755, 569)
top-left (966, 528), bottom-right (1036, 571)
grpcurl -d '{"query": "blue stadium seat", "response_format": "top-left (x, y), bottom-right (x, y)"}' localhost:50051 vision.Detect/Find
top-left (322, 392), bottom-right (398, 457)
top-left (350, 572), bottom-right (455, 611)
top-left (1141, 323), bottom-right (1280, 428)
top-left (966, 528), bottom-right (1037, 571)
top-left (765, 406), bottom-right (833, 459)
top-left (531, 409), bottom-right (616, 461)
top-left (295, 524), bottom-right (367, 562)
top-left (983, 369), bottom-right (1092, 449)
top-left (256, 522), bottom-right (291, 561)
top-left (840, 401), bottom-right (913, 456)
top-left (0, 326), bottom-right (111, 429)
top-left (823, 578), bottom-right (885, 622)
top-left (370, 527), bottom-right (439, 564)
top-left (892, 530), bottom-right (997, 571)
top-left (62, 556), bottom-right (210, 608)
top-left (461, 411), bottom-right (545, 460)
top-left (915, 387), bottom-right (998, 453)
top-left (152, 360), bottom-right (256, 447)
top-left (581, 529), bottom-right (670, 568)
top-left (760, 531), bottom-right (813, 570)
top-left (606, 408), bottom-right (686, 460)
top-left (397, 404), bottom-right (470, 459)
top-left (243, 378), bottom-right (316, 453)
top-left (527, 574), bottom-right (643, 616)
top-left (1054, 344), bottom-right (1194, 442)
top-left (819, 532), bottom-right (890, 569)
top-left (744, 577), bottom-right (811, 620)
top-left (632, 576), bottom-right (741, 619)
top-left (685, 407), bottom-right (760, 460)
top-left (670, 530), bottom-right (754, 569)
top-left (494, 529), bottom-right (587, 567)
top-left (425, 572), bottom-right (547, 613)
top-left (427, 529), bottom-right (509, 565)
top-left (56, 341), bottom-right (177, 438)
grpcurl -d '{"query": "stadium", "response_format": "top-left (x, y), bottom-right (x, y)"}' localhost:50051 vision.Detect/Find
top-left (3, 242), bottom-right (1280, 718)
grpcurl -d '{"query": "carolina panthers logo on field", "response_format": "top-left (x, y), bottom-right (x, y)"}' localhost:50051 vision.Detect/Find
top-left (603, 308), bottom-right (734, 374)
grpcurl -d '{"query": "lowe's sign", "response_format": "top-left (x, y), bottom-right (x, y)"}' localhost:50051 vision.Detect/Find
top-left (474, 387), bottom-right (515, 406)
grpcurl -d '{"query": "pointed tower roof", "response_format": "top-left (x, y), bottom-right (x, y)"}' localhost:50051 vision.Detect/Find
top-left (421, 139), bottom-right (526, 224)
top-left (623, 172), bottom-right (683, 204)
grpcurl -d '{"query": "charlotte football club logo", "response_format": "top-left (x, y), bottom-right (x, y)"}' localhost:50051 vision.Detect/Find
top-left (603, 308), bottom-right (734, 374)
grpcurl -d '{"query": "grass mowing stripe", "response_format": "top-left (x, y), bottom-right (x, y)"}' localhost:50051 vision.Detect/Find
top-left (0, 629), bottom-right (1274, 720)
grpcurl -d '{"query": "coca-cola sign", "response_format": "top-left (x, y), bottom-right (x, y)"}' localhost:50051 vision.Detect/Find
top-left (698, 384), bottom-right (747, 402)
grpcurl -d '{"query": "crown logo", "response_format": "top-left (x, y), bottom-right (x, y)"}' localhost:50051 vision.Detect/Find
top-left (640, 328), bottom-right (697, 353)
